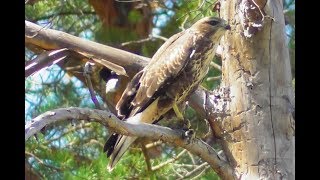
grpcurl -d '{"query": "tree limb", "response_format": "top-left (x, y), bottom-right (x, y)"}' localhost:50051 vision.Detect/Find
top-left (152, 149), bottom-right (187, 171)
top-left (83, 62), bottom-right (103, 109)
top-left (25, 151), bottom-right (63, 171)
top-left (25, 107), bottom-right (236, 180)
top-left (25, 20), bottom-right (224, 120)
top-left (178, 162), bottom-right (210, 180)
top-left (210, 61), bottom-right (222, 72)
top-left (25, 20), bottom-right (149, 76)
top-left (141, 142), bottom-right (153, 173)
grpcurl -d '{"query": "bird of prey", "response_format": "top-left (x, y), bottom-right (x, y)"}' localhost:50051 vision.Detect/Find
top-left (104, 16), bottom-right (231, 171)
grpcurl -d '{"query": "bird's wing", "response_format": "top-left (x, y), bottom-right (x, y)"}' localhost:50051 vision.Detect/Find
top-left (116, 30), bottom-right (196, 117)
top-left (115, 70), bottom-right (144, 118)
top-left (133, 30), bottom-right (195, 108)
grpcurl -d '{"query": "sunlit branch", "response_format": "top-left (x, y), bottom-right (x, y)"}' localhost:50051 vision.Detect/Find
top-left (83, 62), bottom-right (102, 109)
top-left (177, 162), bottom-right (210, 180)
top-left (210, 61), bottom-right (222, 72)
top-left (152, 149), bottom-right (187, 171)
top-left (25, 151), bottom-right (63, 171)
top-left (141, 143), bottom-right (152, 173)
top-left (25, 107), bottom-right (236, 179)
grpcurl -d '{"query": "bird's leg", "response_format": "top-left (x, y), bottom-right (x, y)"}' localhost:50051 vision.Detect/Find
top-left (173, 103), bottom-right (190, 129)
top-left (172, 103), bottom-right (194, 141)
top-left (172, 103), bottom-right (184, 120)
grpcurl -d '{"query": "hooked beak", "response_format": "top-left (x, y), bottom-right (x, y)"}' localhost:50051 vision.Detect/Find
top-left (224, 24), bottom-right (231, 30)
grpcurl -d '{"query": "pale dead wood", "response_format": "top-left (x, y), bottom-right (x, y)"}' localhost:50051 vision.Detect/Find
top-left (220, 0), bottom-right (295, 179)
top-left (25, 21), bottom-right (148, 76)
top-left (83, 62), bottom-right (103, 110)
top-left (25, 107), bottom-right (236, 180)
top-left (210, 61), bottom-right (222, 72)
top-left (152, 149), bottom-right (187, 171)
top-left (140, 143), bottom-right (152, 173)
top-left (177, 162), bottom-right (210, 180)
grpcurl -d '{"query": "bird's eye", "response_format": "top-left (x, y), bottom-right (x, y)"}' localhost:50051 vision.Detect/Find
top-left (207, 20), bottom-right (219, 26)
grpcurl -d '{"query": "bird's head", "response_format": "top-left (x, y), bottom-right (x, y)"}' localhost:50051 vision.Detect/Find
top-left (190, 16), bottom-right (231, 41)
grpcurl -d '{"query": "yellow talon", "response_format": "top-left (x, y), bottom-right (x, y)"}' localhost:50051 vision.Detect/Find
top-left (173, 103), bottom-right (184, 120)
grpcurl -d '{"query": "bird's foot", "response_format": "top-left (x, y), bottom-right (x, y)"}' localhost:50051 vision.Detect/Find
top-left (181, 118), bottom-right (191, 130)
top-left (182, 128), bottom-right (195, 144)
top-left (181, 118), bottom-right (194, 144)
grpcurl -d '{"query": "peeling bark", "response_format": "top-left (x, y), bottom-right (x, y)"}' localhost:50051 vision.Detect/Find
top-left (220, 0), bottom-right (295, 179)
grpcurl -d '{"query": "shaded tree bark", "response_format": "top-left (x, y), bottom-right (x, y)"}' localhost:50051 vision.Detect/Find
top-left (217, 0), bottom-right (295, 179)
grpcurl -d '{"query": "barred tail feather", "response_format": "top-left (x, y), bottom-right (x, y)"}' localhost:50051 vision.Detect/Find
top-left (106, 99), bottom-right (160, 171)
top-left (106, 113), bottom-right (142, 171)
top-left (107, 135), bottom-right (138, 171)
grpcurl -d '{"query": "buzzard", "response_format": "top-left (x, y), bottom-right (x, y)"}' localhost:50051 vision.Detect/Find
top-left (104, 16), bottom-right (230, 171)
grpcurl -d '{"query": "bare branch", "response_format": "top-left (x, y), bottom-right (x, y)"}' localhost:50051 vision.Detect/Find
top-left (152, 149), bottom-right (187, 171)
top-left (173, 163), bottom-right (198, 168)
top-left (25, 47), bottom-right (128, 78)
top-left (210, 61), bottom-right (222, 72)
top-left (172, 166), bottom-right (184, 178)
top-left (206, 76), bottom-right (221, 81)
top-left (152, 34), bottom-right (168, 41)
top-left (121, 37), bottom-right (154, 47)
top-left (43, 122), bottom-right (92, 145)
top-left (179, 15), bottom-right (189, 31)
top-left (145, 140), bottom-right (162, 149)
top-left (25, 151), bottom-right (63, 171)
top-left (187, 151), bottom-right (196, 164)
top-left (25, 20), bottom-right (149, 76)
top-left (141, 143), bottom-right (153, 173)
top-left (25, 48), bottom-right (69, 77)
top-left (121, 34), bottom-right (168, 47)
top-left (25, 107), bottom-right (236, 179)
top-left (178, 162), bottom-right (210, 180)
top-left (83, 62), bottom-right (102, 109)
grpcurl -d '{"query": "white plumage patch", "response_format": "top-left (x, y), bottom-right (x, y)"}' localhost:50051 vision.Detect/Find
top-left (105, 78), bottom-right (118, 93)
top-left (189, 49), bottom-right (196, 58)
top-left (48, 48), bottom-right (67, 56)
top-left (25, 62), bottom-right (37, 70)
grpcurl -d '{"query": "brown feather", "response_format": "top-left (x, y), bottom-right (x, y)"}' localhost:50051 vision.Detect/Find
top-left (132, 33), bottom-right (194, 109)
top-left (116, 70), bottom-right (144, 118)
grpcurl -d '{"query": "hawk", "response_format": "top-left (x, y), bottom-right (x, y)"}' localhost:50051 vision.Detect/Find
top-left (104, 16), bottom-right (230, 171)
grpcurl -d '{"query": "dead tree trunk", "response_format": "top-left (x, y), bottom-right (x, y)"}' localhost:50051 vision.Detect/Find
top-left (219, 0), bottom-right (295, 179)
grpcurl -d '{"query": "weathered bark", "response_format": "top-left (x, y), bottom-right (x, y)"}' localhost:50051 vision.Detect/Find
top-left (25, 107), bottom-right (236, 179)
top-left (219, 0), bottom-right (295, 179)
